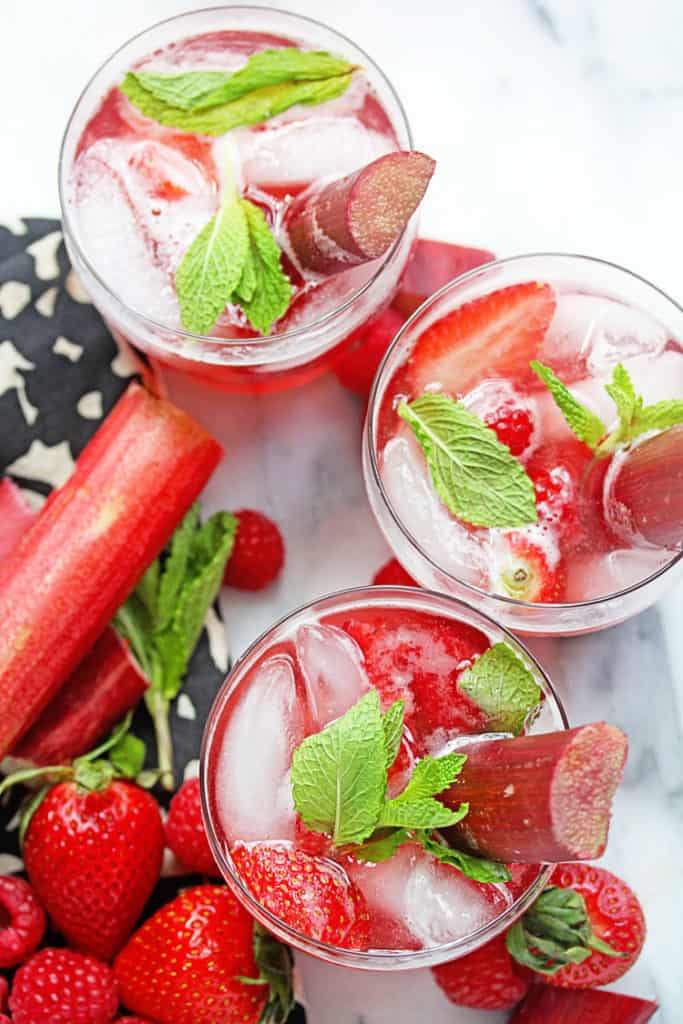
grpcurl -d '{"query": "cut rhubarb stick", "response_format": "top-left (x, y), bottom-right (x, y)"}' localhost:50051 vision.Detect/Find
top-left (607, 425), bottom-right (683, 550)
top-left (392, 238), bottom-right (494, 317)
top-left (12, 628), bottom-right (148, 766)
top-left (0, 477), bottom-right (36, 562)
top-left (442, 723), bottom-right (627, 863)
top-left (509, 986), bottom-right (658, 1023)
top-left (286, 151), bottom-right (435, 276)
top-left (0, 383), bottom-right (222, 759)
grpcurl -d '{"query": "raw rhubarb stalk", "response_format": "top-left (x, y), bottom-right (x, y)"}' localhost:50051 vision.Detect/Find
top-left (0, 383), bottom-right (222, 758)
top-left (509, 986), bottom-right (658, 1023)
top-left (286, 151), bottom-right (435, 275)
top-left (392, 238), bottom-right (494, 317)
top-left (607, 425), bottom-right (683, 550)
top-left (12, 628), bottom-right (148, 766)
top-left (443, 723), bottom-right (627, 863)
top-left (0, 477), bottom-right (36, 561)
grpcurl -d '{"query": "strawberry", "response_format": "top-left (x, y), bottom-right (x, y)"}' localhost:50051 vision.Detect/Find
top-left (372, 557), bottom-right (418, 587)
top-left (9, 947), bottom-right (118, 1024)
top-left (165, 777), bottom-right (219, 877)
top-left (526, 439), bottom-right (593, 548)
top-left (392, 239), bottom-right (495, 318)
top-left (114, 1019), bottom-right (155, 1023)
top-left (432, 932), bottom-right (530, 1010)
top-left (294, 813), bottom-right (333, 857)
top-left (409, 282), bottom-right (556, 395)
top-left (23, 779), bottom-right (164, 961)
top-left (334, 307), bottom-right (407, 397)
top-left (545, 864), bottom-right (646, 988)
top-left (224, 509), bottom-right (285, 591)
top-left (0, 975), bottom-right (8, 1012)
top-left (0, 874), bottom-right (46, 968)
top-left (114, 885), bottom-right (267, 1024)
top-left (490, 534), bottom-right (566, 603)
top-left (0, 1015), bottom-right (10, 1023)
top-left (232, 842), bottom-right (371, 950)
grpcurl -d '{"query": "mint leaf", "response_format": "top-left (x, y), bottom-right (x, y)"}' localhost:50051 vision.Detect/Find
top-left (458, 642), bottom-right (542, 735)
top-left (134, 49), bottom-right (357, 111)
top-left (418, 832), bottom-right (512, 883)
top-left (399, 394), bottom-right (538, 528)
top-left (391, 752), bottom-right (466, 803)
top-left (379, 797), bottom-right (468, 829)
top-left (354, 828), bottom-right (411, 863)
top-left (155, 503), bottom-right (200, 630)
top-left (604, 362), bottom-right (640, 433)
top-left (237, 199), bottom-right (292, 335)
top-left (531, 361), bottom-right (606, 450)
top-left (121, 70), bottom-right (354, 137)
top-left (381, 700), bottom-right (405, 770)
top-left (109, 732), bottom-right (146, 779)
top-left (631, 399), bottom-right (683, 437)
top-left (175, 193), bottom-right (249, 335)
top-left (291, 690), bottom-right (387, 846)
top-left (136, 560), bottom-right (160, 621)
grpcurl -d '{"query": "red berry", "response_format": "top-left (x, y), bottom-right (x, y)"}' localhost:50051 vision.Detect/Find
top-left (485, 403), bottom-right (535, 456)
top-left (9, 947), bottom-right (118, 1024)
top-left (0, 1015), bottom-right (10, 1024)
top-left (0, 874), bottom-right (46, 968)
top-left (546, 864), bottom-right (646, 988)
top-left (372, 558), bottom-right (418, 587)
top-left (114, 1019), bottom-right (155, 1023)
top-left (23, 780), bottom-right (164, 961)
top-left (334, 308), bottom-right (407, 397)
top-left (0, 974), bottom-right (8, 1012)
top-left (294, 814), bottom-right (333, 857)
top-left (491, 534), bottom-right (566, 603)
top-left (232, 842), bottom-right (370, 950)
top-left (526, 440), bottom-right (593, 547)
top-left (224, 509), bottom-right (285, 591)
top-left (114, 885), bottom-right (266, 1024)
top-left (432, 932), bottom-right (530, 1010)
top-left (165, 778), bottom-right (219, 877)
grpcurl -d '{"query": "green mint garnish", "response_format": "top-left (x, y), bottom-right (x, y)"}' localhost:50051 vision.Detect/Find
top-left (115, 502), bottom-right (236, 789)
top-left (417, 832), bottom-right (512, 883)
top-left (458, 642), bottom-right (542, 735)
top-left (506, 885), bottom-right (624, 976)
top-left (398, 393), bottom-right (538, 528)
top-left (381, 698), bottom-right (405, 769)
top-left (120, 48), bottom-right (357, 136)
top-left (532, 360), bottom-right (683, 456)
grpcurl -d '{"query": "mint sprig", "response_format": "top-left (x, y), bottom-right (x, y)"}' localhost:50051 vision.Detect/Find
top-left (532, 360), bottom-right (683, 456)
top-left (399, 394), bottom-right (538, 528)
top-left (458, 643), bottom-right (542, 735)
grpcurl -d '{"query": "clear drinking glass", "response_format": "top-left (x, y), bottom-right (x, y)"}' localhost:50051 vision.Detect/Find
top-left (363, 254), bottom-right (683, 636)
top-left (59, 7), bottom-right (416, 395)
top-left (201, 586), bottom-right (567, 1024)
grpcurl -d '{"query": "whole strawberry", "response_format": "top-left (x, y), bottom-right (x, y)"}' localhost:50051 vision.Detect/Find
top-left (165, 777), bottom-right (219, 876)
top-left (24, 778), bottom-right (164, 961)
top-left (0, 874), bottom-right (46, 968)
top-left (114, 885), bottom-right (267, 1024)
top-left (9, 947), bottom-right (118, 1024)
top-left (432, 932), bottom-right (530, 1010)
top-left (224, 509), bottom-right (285, 591)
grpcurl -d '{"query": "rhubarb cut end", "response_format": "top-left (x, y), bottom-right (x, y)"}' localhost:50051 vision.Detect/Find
top-left (551, 722), bottom-right (628, 860)
top-left (348, 151), bottom-right (436, 259)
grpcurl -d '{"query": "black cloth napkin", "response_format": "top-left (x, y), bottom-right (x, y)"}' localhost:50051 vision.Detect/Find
top-left (0, 217), bottom-right (305, 1020)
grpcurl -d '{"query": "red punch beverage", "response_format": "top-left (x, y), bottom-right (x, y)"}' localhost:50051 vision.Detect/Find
top-left (364, 255), bottom-right (683, 635)
top-left (60, 9), bottom-right (428, 393)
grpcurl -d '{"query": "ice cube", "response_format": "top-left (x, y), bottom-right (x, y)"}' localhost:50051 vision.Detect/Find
top-left (295, 623), bottom-right (371, 728)
top-left (565, 549), bottom-right (669, 601)
top-left (381, 432), bottom-right (489, 584)
top-left (215, 654), bottom-right (304, 842)
top-left (617, 350), bottom-right (683, 405)
top-left (585, 297), bottom-right (669, 375)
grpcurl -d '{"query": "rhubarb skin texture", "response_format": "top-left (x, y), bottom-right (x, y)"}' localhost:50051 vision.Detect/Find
top-left (13, 628), bottom-right (148, 765)
top-left (0, 383), bottom-right (222, 758)
top-left (611, 424), bottom-right (683, 549)
top-left (0, 477), bottom-right (36, 562)
top-left (509, 986), bottom-right (658, 1023)
top-left (443, 724), bottom-right (628, 863)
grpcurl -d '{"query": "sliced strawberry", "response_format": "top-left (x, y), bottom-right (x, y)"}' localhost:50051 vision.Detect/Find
top-left (393, 239), bottom-right (495, 318)
top-left (232, 842), bottom-right (371, 950)
top-left (294, 814), bottom-right (333, 858)
top-left (491, 534), bottom-right (566, 603)
top-left (432, 932), bottom-right (531, 1010)
top-left (409, 282), bottom-right (556, 395)
top-left (334, 307), bottom-right (407, 398)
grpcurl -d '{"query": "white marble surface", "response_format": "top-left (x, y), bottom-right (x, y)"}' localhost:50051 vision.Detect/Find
top-left (3, 1), bottom-right (682, 1019)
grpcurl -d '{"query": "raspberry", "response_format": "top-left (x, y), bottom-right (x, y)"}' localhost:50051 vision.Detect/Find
top-left (372, 558), bottom-right (418, 587)
top-left (0, 975), bottom-right (7, 1012)
top-left (165, 778), bottom-right (219, 877)
top-left (0, 874), bottom-right (46, 969)
top-left (10, 947), bottom-right (118, 1024)
top-left (485, 403), bottom-right (535, 456)
top-left (223, 509), bottom-right (285, 591)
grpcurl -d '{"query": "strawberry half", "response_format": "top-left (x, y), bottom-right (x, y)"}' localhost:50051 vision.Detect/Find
top-left (409, 282), bottom-right (556, 396)
top-left (432, 932), bottom-right (530, 1010)
top-left (490, 534), bottom-right (566, 603)
top-left (232, 842), bottom-right (371, 950)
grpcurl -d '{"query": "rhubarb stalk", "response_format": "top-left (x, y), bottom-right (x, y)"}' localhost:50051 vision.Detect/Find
top-left (286, 151), bottom-right (435, 276)
top-left (0, 477), bottom-right (36, 561)
top-left (0, 383), bottom-right (222, 759)
top-left (607, 425), bottom-right (683, 550)
top-left (443, 724), bottom-right (627, 863)
top-left (509, 986), bottom-right (658, 1023)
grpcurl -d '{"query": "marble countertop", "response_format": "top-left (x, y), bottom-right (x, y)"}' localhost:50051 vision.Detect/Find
top-left (3, 0), bottom-right (682, 1019)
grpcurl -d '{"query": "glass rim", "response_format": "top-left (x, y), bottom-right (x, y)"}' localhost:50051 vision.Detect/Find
top-left (366, 251), bottom-right (683, 612)
top-left (200, 583), bottom-right (567, 970)
top-left (57, 4), bottom-right (414, 353)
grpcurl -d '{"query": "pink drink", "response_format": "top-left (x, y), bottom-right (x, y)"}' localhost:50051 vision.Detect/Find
top-left (202, 588), bottom-right (564, 1024)
top-left (60, 9), bottom-right (416, 394)
top-left (364, 255), bottom-right (683, 635)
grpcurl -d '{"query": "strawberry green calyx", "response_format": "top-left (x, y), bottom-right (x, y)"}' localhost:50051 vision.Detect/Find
top-left (506, 884), bottom-right (623, 976)
top-left (239, 923), bottom-right (294, 1024)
